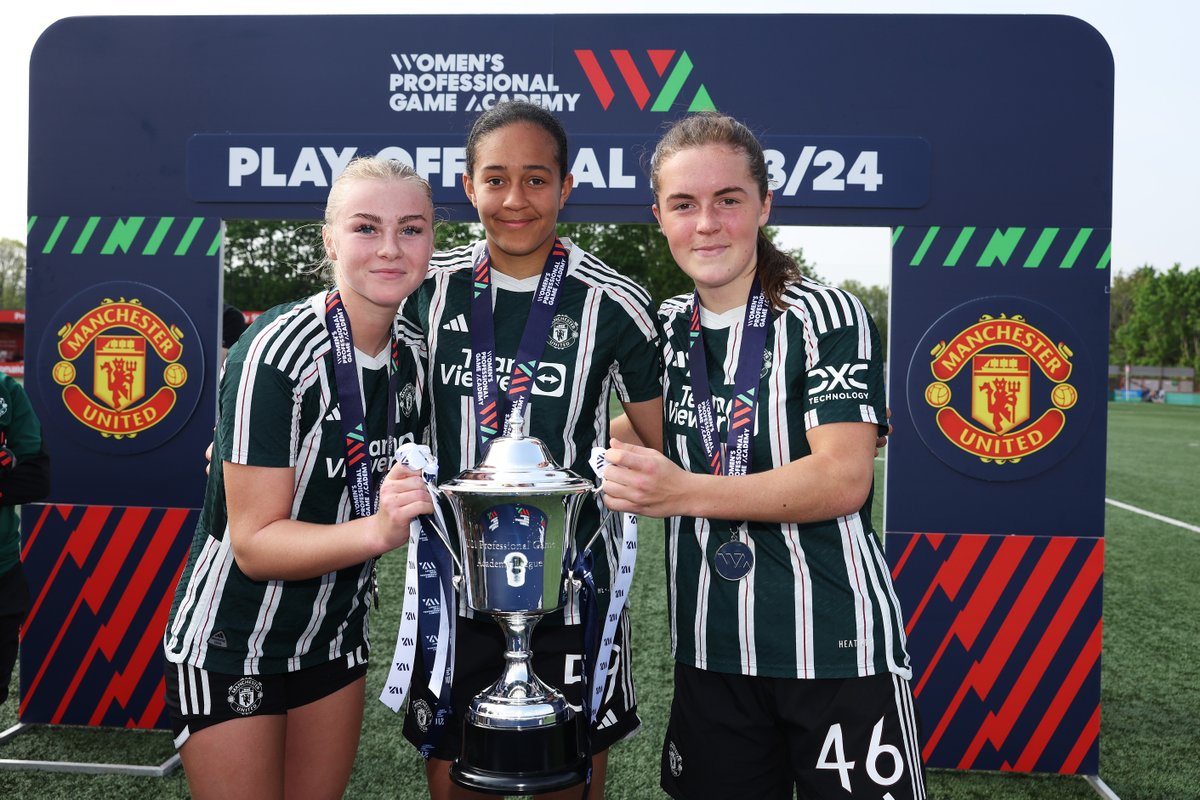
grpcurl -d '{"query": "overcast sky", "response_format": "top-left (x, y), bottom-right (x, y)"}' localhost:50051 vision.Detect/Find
top-left (4, 0), bottom-right (1195, 288)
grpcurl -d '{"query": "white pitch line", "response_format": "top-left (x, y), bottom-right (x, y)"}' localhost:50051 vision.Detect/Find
top-left (1105, 498), bottom-right (1200, 533)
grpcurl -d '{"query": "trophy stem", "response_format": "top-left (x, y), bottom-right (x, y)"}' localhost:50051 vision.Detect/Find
top-left (489, 613), bottom-right (554, 701)
top-left (451, 612), bottom-right (588, 795)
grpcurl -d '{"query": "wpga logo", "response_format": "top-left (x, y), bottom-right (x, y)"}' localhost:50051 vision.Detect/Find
top-left (573, 49), bottom-right (715, 112)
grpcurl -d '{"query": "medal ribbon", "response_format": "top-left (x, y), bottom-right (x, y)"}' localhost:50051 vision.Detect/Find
top-left (326, 290), bottom-right (399, 517)
top-left (379, 444), bottom-right (458, 759)
top-left (686, 279), bottom-right (771, 537)
top-left (325, 290), bottom-right (399, 606)
top-left (687, 278), bottom-right (770, 478)
top-left (469, 239), bottom-right (569, 449)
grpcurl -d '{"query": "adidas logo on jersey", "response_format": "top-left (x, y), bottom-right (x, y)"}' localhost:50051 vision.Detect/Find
top-left (441, 313), bottom-right (468, 333)
top-left (208, 631), bottom-right (228, 648)
top-left (325, 407), bottom-right (342, 421)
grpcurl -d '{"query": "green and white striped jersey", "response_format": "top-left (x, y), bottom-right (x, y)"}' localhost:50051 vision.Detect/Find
top-left (397, 238), bottom-right (661, 622)
top-left (164, 293), bottom-right (427, 674)
top-left (660, 278), bottom-right (911, 680)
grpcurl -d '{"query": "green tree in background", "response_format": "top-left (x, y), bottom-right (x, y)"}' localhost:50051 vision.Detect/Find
top-left (562, 222), bottom-right (821, 306)
top-left (1116, 264), bottom-right (1200, 375)
top-left (222, 218), bottom-right (485, 312)
top-left (222, 219), bottom-right (326, 312)
top-left (559, 222), bottom-right (685, 302)
top-left (1108, 265), bottom-right (1156, 368)
top-left (220, 219), bottom-right (822, 312)
top-left (0, 239), bottom-right (27, 309)
top-left (839, 279), bottom-right (889, 356)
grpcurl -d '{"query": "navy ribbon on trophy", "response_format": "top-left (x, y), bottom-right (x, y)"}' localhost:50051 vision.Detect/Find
top-left (469, 239), bottom-right (569, 451)
top-left (380, 444), bottom-right (457, 760)
top-left (415, 510), bottom-right (457, 757)
top-left (569, 544), bottom-right (598, 798)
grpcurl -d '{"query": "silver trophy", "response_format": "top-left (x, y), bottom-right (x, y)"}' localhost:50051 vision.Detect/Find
top-left (435, 423), bottom-right (602, 795)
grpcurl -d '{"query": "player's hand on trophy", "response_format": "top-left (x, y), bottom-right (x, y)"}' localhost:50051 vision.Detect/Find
top-left (373, 462), bottom-right (434, 552)
top-left (601, 438), bottom-right (691, 519)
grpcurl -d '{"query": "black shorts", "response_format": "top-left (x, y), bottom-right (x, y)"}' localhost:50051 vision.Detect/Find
top-left (402, 612), bottom-right (640, 760)
top-left (0, 563), bottom-right (30, 706)
top-left (661, 664), bottom-right (926, 800)
top-left (163, 651), bottom-right (369, 749)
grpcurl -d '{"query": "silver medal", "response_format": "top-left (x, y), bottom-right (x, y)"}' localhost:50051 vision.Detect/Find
top-left (714, 539), bottom-right (754, 580)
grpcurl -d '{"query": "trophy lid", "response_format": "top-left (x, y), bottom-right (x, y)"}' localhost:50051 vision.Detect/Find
top-left (441, 414), bottom-right (594, 496)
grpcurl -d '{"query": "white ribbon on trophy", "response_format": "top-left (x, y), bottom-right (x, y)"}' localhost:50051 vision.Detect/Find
top-left (380, 443), bottom-right (453, 713)
top-left (585, 446), bottom-right (638, 726)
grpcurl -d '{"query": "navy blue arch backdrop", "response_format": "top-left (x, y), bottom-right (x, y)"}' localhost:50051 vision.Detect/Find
top-left (23, 14), bottom-right (1112, 775)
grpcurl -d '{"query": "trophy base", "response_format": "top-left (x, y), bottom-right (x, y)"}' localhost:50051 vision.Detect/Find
top-left (450, 718), bottom-right (588, 796)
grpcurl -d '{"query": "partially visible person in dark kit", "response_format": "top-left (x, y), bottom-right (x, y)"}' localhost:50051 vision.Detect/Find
top-left (0, 372), bottom-right (51, 705)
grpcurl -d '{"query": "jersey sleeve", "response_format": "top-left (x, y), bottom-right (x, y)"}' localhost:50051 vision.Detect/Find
top-left (396, 282), bottom-right (429, 345)
top-left (794, 289), bottom-right (888, 434)
top-left (0, 377), bottom-right (50, 506)
top-left (608, 291), bottom-right (664, 405)
top-left (0, 376), bottom-right (43, 459)
top-left (216, 355), bottom-right (300, 468)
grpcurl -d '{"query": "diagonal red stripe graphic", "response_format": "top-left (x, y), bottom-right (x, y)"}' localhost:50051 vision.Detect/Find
top-left (22, 505), bottom-right (109, 663)
top-left (1060, 689), bottom-right (1102, 774)
top-left (138, 677), bottom-right (168, 729)
top-left (52, 508), bottom-right (152, 722)
top-left (611, 50), bottom-right (651, 110)
top-left (920, 535), bottom-right (1031, 757)
top-left (21, 586), bottom-right (89, 720)
top-left (83, 508), bottom-right (150, 613)
top-left (19, 504), bottom-right (57, 559)
top-left (952, 535), bottom-right (1033, 652)
top-left (889, 531), bottom-right (923, 581)
top-left (1014, 544), bottom-right (1104, 771)
top-left (957, 536), bottom-right (1079, 768)
top-left (907, 533), bottom-right (987, 636)
top-left (573, 50), bottom-right (615, 109)
top-left (88, 510), bottom-right (191, 726)
top-left (1018, 619), bottom-right (1102, 772)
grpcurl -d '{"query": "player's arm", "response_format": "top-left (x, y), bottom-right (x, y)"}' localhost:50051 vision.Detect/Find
top-left (225, 460), bottom-right (432, 581)
top-left (0, 440), bottom-right (50, 506)
top-left (602, 421), bottom-right (876, 525)
top-left (612, 397), bottom-right (663, 452)
top-left (0, 382), bottom-right (51, 506)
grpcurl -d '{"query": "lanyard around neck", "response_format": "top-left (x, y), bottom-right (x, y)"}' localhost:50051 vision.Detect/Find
top-left (686, 277), bottom-right (772, 479)
top-left (325, 289), bottom-right (399, 519)
top-left (468, 239), bottom-right (569, 451)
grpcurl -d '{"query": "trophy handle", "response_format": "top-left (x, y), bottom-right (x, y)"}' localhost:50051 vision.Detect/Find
top-left (427, 484), bottom-right (465, 579)
top-left (579, 488), bottom-right (617, 556)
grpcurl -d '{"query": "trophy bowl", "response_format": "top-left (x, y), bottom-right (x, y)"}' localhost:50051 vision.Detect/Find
top-left (439, 428), bottom-right (596, 795)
